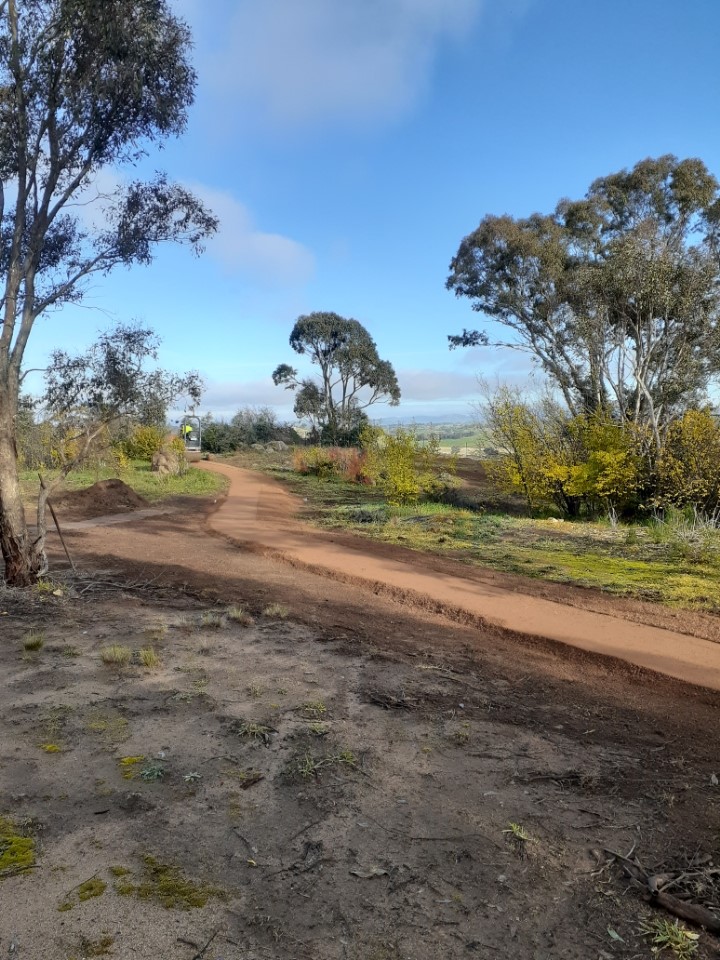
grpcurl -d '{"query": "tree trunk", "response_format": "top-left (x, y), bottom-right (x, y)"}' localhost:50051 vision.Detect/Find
top-left (0, 386), bottom-right (41, 586)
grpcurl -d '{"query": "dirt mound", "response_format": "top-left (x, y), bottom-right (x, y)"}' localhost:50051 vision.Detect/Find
top-left (49, 478), bottom-right (149, 521)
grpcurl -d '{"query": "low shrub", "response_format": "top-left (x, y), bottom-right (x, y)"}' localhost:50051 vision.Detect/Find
top-left (119, 425), bottom-right (167, 461)
top-left (483, 388), bottom-right (644, 518)
top-left (654, 409), bottom-right (720, 514)
top-left (361, 426), bottom-right (455, 506)
top-left (292, 446), bottom-right (369, 483)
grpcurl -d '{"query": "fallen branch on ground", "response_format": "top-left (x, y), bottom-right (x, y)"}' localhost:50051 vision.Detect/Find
top-left (603, 847), bottom-right (720, 934)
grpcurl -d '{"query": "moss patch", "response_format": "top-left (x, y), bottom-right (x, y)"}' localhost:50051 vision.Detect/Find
top-left (114, 855), bottom-right (225, 910)
top-left (86, 713), bottom-right (130, 746)
top-left (77, 936), bottom-right (115, 957)
top-left (118, 755), bottom-right (145, 779)
top-left (59, 876), bottom-right (107, 911)
top-left (79, 877), bottom-right (107, 901)
top-left (0, 816), bottom-right (36, 877)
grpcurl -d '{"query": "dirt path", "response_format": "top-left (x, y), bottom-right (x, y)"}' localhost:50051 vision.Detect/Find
top-left (199, 461), bottom-right (720, 691)
top-left (12, 460), bottom-right (718, 958)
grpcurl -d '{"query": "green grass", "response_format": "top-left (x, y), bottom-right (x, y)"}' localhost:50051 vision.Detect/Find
top-left (363, 509), bottom-right (720, 608)
top-left (437, 433), bottom-right (486, 451)
top-left (20, 460), bottom-right (227, 505)
top-left (639, 917), bottom-right (699, 959)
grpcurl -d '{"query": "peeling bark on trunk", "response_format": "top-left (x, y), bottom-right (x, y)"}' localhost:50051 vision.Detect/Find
top-left (0, 386), bottom-right (42, 586)
top-left (0, 435), bottom-right (31, 585)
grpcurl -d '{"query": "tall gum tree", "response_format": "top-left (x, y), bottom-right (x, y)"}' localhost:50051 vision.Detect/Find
top-left (447, 156), bottom-right (720, 451)
top-left (272, 311), bottom-right (401, 444)
top-left (0, 0), bottom-right (217, 586)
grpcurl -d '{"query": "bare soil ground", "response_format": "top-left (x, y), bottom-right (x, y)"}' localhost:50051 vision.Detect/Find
top-left (1, 475), bottom-right (719, 959)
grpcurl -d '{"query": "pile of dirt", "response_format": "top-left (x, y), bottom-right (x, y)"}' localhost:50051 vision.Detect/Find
top-left (48, 478), bottom-right (149, 521)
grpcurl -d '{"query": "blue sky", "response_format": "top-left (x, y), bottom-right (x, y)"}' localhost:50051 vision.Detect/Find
top-left (24, 0), bottom-right (720, 423)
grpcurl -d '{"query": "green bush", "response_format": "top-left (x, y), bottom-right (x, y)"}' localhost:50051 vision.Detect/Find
top-left (120, 425), bottom-right (166, 461)
top-left (361, 427), bottom-right (454, 505)
top-left (483, 388), bottom-right (643, 518)
top-left (654, 409), bottom-right (720, 514)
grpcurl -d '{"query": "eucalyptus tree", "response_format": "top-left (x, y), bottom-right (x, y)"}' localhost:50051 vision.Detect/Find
top-left (0, 0), bottom-right (217, 585)
top-left (272, 311), bottom-right (400, 444)
top-left (32, 322), bottom-right (202, 565)
top-left (447, 156), bottom-right (720, 451)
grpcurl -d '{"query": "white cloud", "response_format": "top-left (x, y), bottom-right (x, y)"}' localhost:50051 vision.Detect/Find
top-left (200, 368), bottom-right (482, 421)
top-left (70, 171), bottom-right (314, 286)
top-left (398, 368), bottom-right (480, 402)
top-left (179, 0), bottom-right (485, 129)
top-left (202, 378), bottom-right (291, 419)
top-left (188, 183), bottom-right (315, 284)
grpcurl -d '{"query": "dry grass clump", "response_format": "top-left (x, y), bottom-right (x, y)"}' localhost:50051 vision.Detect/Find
top-left (100, 645), bottom-right (132, 667)
top-left (138, 648), bottom-right (161, 669)
top-left (200, 611), bottom-right (224, 629)
top-left (226, 605), bottom-right (254, 626)
top-left (22, 631), bottom-right (45, 652)
top-left (262, 603), bottom-right (289, 619)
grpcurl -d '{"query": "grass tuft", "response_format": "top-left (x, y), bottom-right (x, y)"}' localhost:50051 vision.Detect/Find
top-left (262, 602), bottom-right (289, 619)
top-left (296, 748), bottom-right (357, 779)
top-left (226, 605), bottom-right (254, 626)
top-left (302, 700), bottom-right (327, 719)
top-left (23, 630), bottom-right (45, 652)
top-left (200, 611), bottom-right (224, 629)
top-left (138, 647), bottom-right (161, 669)
top-left (639, 916), bottom-right (699, 958)
top-left (503, 821), bottom-right (534, 857)
top-left (232, 721), bottom-right (276, 746)
top-left (100, 645), bottom-right (132, 667)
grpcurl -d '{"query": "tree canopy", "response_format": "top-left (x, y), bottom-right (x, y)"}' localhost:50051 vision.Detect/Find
top-left (272, 311), bottom-right (400, 444)
top-left (0, 0), bottom-right (217, 585)
top-left (43, 323), bottom-right (202, 428)
top-left (447, 156), bottom-right (720, 450)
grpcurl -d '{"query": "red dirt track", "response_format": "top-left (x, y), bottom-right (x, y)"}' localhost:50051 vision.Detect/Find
top-left (199, 461), bottom-right (720, 692)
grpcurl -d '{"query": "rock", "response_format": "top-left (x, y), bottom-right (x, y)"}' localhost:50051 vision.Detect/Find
top-left (251, 443), bottom-right (266, 451)
top-left (151, 448), bottom-right (182, 475)
top-left (266, 440), bottom-right (288, 451)
top-left (117, 792), bottom-right (155, 813)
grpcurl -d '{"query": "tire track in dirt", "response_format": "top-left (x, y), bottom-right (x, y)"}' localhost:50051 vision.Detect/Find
top-left (199, 460), bottom-right (720, 692)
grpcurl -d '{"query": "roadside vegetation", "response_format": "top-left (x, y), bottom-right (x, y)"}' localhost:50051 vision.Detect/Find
top-left (227, 421), bottom-right (720, 611)
top-left (16, 415), bottom-right (227, 511)
top-left (18, 460), bottom-right (226, 507)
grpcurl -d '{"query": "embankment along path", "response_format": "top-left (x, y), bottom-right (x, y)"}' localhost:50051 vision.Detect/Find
top-left (200, 461), bottom-right (720, 692)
